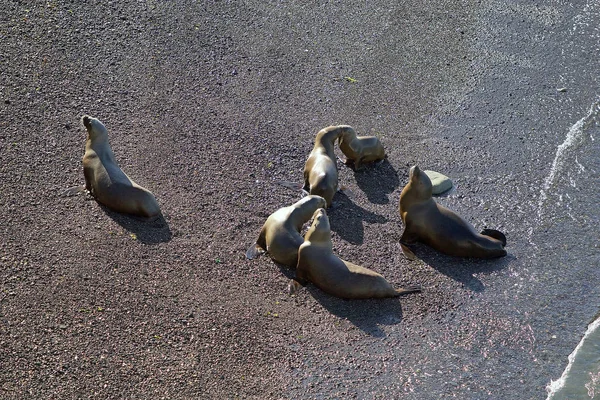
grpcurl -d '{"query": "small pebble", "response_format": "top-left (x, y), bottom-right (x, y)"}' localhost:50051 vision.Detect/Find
top-left (424, 170), bottom-right (453, 194)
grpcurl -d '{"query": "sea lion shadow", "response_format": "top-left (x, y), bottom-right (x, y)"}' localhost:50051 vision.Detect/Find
top-left (328, 195), bottom-right (387, 245)
top-left (352, 159), bottom-right (400, 205)
top-left (416, 246), bottom-right (514, 292)
top-left (306, 286), bottom-right (405, 338)
top-left (276, 263), bottom-right (296, 279)
top-left (100, 205), bottom-right (172, 244)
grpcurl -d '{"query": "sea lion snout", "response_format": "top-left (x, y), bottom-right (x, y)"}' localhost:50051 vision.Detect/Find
top-left (337, 125), bottom-right (355, 140)
top-left (313, 208), bottom-right (326, 220)
top-left (409, 165), bottom-right (420, 179)
top-left (316, 197), bottom-right (326, 209)
top-left (306, 195), bottom-right (327, 210)
top-left (82, 115), bottom-right (92, 129)
top-left (311, 208), bottom-right (331, 233)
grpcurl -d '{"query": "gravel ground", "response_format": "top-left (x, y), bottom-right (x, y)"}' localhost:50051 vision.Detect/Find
top-left (1, 1), bottom-right (599, 399)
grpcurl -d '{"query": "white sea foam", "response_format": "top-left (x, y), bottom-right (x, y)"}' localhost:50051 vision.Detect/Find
top-left (539, 2), bottom-right (600, 399)
top-left (535, 100), bottom-right (600, 221)
top-left (539, 100), bottom-right (599, 194)
top-left (546, 317), bottom-right (600, 399)
top-left (533, 0), bottom-right (600, 227)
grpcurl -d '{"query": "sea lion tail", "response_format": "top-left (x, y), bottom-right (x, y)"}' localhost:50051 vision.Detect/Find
top-left (481, 229), bottom-right (507, 247)
top-left (395, 284), bottom-right (422, 295)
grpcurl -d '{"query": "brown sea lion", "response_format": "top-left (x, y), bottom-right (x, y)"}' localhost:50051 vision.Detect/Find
top-left (246, 195), bottom-right (327, 268)
top-left (290, 208), bottom-right (422, 299)
top-left (338, 126), bottom-right (386, 170)
top-left (303, 125), bottom-right (348, 207)
top-left (81, 115), bottom-right (161, 219)
top-left (399, 165), bottom-right (507, 259)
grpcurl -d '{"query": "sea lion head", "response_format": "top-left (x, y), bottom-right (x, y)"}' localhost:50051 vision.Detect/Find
top-left (292, 195), bottom-right (327, 225)
top-left (311, 207), bottom-right (329, 230)
top-left (304, 208), bottom-right (332, 244)
top-left (408, 165), bottom-right (433, 200)
top-left (337, 125), bottom-right (356, 144)
top-left (316, 125), bottom-right (346, 144)
top-left (300, 195), bottom-right (327, 210)
top-left (82, 115), bottom-right (108, 141)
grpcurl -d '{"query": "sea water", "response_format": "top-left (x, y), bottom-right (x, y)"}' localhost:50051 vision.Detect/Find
top-left (547, 318), bottom-right (600, 399)
top-left (538, 90), bottom-right (600, 398)
top-left (541, 97), bottom-right (600, 399)
top-left (541, 0), bottom-right (600, 393)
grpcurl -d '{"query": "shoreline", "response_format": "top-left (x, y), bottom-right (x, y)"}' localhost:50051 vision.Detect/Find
top-left (547, 317), bottom-right (600, 399)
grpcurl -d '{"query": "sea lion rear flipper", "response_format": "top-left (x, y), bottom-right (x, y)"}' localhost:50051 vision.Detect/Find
top-left (481, 229), bottom-right (507, 247)
top-left (400, 242), bottom-right (417, 260)
top-left (395, 284), bottom-right (422, 295)
top-left (60, 185), bottom-right (87, 197)
top-left (245, 243), bottom-right (265, 259)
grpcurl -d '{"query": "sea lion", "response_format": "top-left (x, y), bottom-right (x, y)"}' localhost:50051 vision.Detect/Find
top-left (399, 165), bottom-right (507, 259)
top-left (290, 208), bottom-right (422, 299)
top-left (338, 126), bottom-right (386, 170)
top-left (303, 125), bottom-right (348, 207)
top-left (246, 195), bottom-right (327, 268)
top-left (81, 115), bottom-right (161, 219)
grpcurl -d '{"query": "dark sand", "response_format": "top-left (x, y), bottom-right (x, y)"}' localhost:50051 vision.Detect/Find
top-left (1, 1), bottom-right (599, 398)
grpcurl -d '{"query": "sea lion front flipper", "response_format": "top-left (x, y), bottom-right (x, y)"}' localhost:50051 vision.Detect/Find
top-left (60, 185), bottom-right (87, 197)
top-left (400, 226), bottom-right (418, 260)
top-left (288, 278), bottom-right (306, 295)
top-left (481, 229), bottom-right (507, 247)
top-left (395, 284), bottom-right (422, 295)
top-left (245, 243), bottom-right (265, 259)
top-left (338, 185), bottom-right (355, 200)
top-left (274, 180), bottom-right (303, 191)
top-left (353, 158), bottom-right (363, 171)
top-left (400, 242), bottom-right (417, 260)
